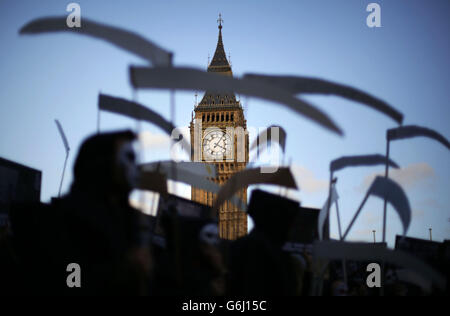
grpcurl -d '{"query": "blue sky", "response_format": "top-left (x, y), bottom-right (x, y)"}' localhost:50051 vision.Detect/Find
top-left (0, 0), bottom-right (449, 247)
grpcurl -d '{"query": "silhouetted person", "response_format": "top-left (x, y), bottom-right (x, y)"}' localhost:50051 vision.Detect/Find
top-left (9, 130), bottom-right (151, 295)
top-left (227, 190), bottom-right (299, 296)
top-left (0, 223), bottom-right (24, 295)
top-left (152, 205), bottom-right (226, 296)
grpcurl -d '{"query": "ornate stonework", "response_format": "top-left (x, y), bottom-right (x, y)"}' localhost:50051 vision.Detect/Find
top-left (189, 16), bottom-right (248, 240)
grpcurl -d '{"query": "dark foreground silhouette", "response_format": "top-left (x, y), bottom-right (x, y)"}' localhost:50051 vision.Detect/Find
top-left (0, 130), bottom-right (447, 296)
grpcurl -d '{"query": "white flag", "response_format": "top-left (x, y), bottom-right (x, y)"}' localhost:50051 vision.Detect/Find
top-left (250, 125), bottom-right (287, 154)
top-left (388, 125), bottom-right (450, 150)
top-left (213, 167), bottom-right (297, 211)
top-left (54, 119), bottom-right (70, 154)
top-left (98, 94), bottom-right (190, 155)
top-left (141, 160), bottom-right (216, 178)
top-left (129, 66), bottom-right (343, 136)
top-left (20, 17), bottom-right (172, 66)
top-left (313, 241), bottom-right (446, 290)
top-left (244, 73), bottom-right (403, 124)
top-left (369, 176), bottom-right (411, 236)
top-left (330, 154), bottom-right (399, 173)
top-left (139, 161), bottom-right (244, 210)
top-left (318, 185), bottom-right (339, 240)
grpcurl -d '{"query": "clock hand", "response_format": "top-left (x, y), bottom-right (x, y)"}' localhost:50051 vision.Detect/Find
top-left (214, 134), bottom-right (225, 148)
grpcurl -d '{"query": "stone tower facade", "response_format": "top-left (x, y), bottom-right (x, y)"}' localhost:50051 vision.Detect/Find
top-left (189, 17), bottom-right (248, 240)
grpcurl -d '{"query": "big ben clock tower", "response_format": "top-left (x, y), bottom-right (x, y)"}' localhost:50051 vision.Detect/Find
top-left (190, 15), bottom-right (248, 240)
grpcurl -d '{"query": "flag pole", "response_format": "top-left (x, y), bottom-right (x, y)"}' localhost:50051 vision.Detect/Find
top-left (97, 91), bottom-right (101, 134)
top-left (278, 130), bottom-right (285, 195)
top-left (342, 189), bottom-right (371, 240)
top-left (168, 53), bottom-right (177, 194)
top-left (55, 119), bottom-right (70, 198)
top-left (335, 198), bottom-right (343, 239)
top-left (382, 133), bottom-right (390, 243)
top-left (97, 106), bottom-right (100, 134)
top-left (166, 52), bottom-right (182, 289)
top-left (334, 179), bottom-right (343, 240)
top-left (325, 171), bottom-right (334, 240)
top-left (316, 170), bottom-right (336, 295)
top-left (282, 157), bottom-right (292, 197)
top-left (58, 150), bottom-right (69, 197)
top-left (170, 88), bottom-right (177, 192)
top-left (132, 88), bottom-right (145, 213)
top-left (333, 179), bottom-right (348, 289)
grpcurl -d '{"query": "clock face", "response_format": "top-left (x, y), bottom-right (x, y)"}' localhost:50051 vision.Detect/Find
top-left (203, 129), bottom-right (233, 161)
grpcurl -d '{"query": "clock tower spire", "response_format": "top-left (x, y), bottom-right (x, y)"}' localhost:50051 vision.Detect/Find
top-left (190, 15), bottom-right (249, 240)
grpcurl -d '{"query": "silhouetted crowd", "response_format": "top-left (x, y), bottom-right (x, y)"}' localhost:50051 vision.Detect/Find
top-left (0, 130), bottom-right (447, 296)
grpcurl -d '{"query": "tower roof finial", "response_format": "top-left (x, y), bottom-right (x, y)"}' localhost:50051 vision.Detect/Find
top-left (196, 14), bottom-right (239, 110)
top-left (217, 13), bottom-right (223, 29)
top-left (208, 13), bottom-right (231, 73)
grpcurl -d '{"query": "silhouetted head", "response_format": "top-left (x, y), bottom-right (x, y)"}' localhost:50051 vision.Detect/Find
top-left (248, 189), bottom-right (299, 245)
top-left (72, 130), bottom-right (138, 197)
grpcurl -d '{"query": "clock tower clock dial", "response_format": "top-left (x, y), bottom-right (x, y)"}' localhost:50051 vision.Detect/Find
top-left (189, 15), bottom-right (248, 240)
top-left (202, 130), bottom-right (233, 161)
